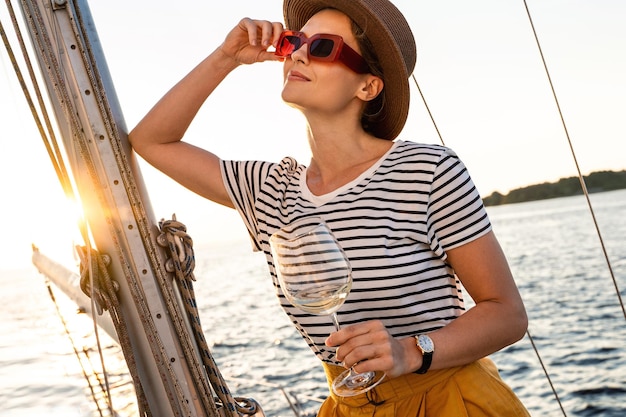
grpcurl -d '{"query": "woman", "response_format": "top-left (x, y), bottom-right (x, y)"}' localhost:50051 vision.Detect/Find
top-left (129, 0), bottom-right (530, 415)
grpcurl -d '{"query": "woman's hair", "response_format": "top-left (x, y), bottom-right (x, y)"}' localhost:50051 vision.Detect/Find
top-left (351, 19), bottom-right (386, 136)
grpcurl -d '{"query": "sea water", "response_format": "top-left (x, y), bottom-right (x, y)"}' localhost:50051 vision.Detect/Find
top-left (1, 190), bottom-right (625, 417)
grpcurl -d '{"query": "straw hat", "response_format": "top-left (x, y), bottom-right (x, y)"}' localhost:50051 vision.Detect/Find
top-left (283, 0), bottom-right (416, 140)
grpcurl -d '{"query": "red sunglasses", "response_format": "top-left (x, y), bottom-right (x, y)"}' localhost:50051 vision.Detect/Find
top-left (275, 30), bottom-right (369, 74)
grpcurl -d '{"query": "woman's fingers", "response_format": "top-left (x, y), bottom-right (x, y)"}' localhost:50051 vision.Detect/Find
top-left (223, 18), bottom-right (284, 64)
top-left (328, 321), bottom-right (390, 364)
top-left (328, 320), bottom-right (415, 377)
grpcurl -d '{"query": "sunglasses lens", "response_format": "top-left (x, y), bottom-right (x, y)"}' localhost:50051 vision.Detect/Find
top-left (309, 38), bottom-right (336, 58)
top-left (277, 34), bottom-right (301, 56)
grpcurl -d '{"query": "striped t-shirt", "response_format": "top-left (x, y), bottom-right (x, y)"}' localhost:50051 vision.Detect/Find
top-left (221, 140), bottom-right (491, 365)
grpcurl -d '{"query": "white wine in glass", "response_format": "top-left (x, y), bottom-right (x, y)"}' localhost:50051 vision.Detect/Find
top-left (269, 217), bottom-right (386, 397)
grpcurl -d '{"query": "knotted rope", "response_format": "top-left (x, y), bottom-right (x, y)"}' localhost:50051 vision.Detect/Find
top-left (77, 245), bottom-right (152, 417)
top-left (158, 215), bottom-right (261, 416)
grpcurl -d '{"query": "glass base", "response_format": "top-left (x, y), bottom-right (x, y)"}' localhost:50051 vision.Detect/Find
top-left (332, 369), bottom-right (386, 397)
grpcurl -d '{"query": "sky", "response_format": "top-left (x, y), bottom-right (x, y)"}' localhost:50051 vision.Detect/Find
top-left (1, 0), bottom-right (625, 269)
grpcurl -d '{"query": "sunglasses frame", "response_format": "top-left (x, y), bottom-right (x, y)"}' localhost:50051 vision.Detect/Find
top-left (275, 30), bottom-right (370, 74)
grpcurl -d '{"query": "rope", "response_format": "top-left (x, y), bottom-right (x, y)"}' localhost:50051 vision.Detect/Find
top-left (3, 2), bottom-right (225, 415)
top-left (2, 0), bottom-right (122, 414)
top-left (526, 331), bottom-right (567, 417)
top-left (225, 375), bottom-right (325, 417)
top-left (521, 0), bottom-right (625, 321)
top-left (64, 3), bottom-right (220, 413)
top-left (411, 4), bottom-right (626, 415)
top-left (76, 245), bottom-right (153, 417)
top-left (0, 0), bottom-right (73, 197)
top-left (4, 1), bottom-right (203, 414)
top-left (6, 0), bottom-right (618, 415)
top-left (158, 215), bottom-right (262, 416)
top-left (411, 74), bottom-right (446, 147)
top-left (409, 16), bottom-right (571, 417)
top-left (44, 279), bottom-right (108, 417)
top-left (83, 245), bottom-right (116, 416)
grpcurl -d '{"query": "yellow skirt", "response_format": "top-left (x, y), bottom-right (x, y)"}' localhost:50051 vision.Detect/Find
top-left (318, 358), bottom-right (530, 417)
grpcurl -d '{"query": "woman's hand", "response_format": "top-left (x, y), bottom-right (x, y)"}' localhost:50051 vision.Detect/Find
top-left (219, 18), bottom-right (285, 66)
top-left (325, 320), bottom-right (420, 379)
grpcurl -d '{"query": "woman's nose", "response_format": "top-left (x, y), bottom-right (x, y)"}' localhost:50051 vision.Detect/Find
top-left (290, 42), bottom-right (309, 64)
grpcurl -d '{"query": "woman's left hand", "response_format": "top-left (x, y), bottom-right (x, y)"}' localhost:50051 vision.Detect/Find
top-left (325, 320), bottom-right (419, 378)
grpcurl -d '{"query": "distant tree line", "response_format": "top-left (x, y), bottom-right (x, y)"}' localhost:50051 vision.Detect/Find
top-left (483, 170), bottom-right (626, 206)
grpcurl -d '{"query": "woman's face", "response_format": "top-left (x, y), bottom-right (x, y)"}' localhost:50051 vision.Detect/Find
top-left (280, 9), bottom-right (369, 118)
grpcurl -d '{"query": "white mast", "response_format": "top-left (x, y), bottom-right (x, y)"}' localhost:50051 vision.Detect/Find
top-left (18, 0), bottom-right (226, 415)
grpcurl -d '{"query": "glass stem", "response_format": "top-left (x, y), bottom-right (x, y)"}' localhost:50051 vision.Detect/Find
top-left (331, 313), bottom-right (341, 332)
top-left (330, 313), bottom-right (359, 377)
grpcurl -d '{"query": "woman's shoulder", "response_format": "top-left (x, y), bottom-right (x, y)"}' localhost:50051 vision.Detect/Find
top-left (393, 139), bottom-right (456, 156)
top-left (271, 156), bottom-right (306, 175)
top-left (256, 156), bottom-right (307, 187)
top-left (385, 140), bottom-right (460, 168)
top-left (224, 156), bottom-right (304, 175)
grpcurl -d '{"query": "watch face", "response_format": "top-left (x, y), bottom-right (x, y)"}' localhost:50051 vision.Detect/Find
top-left (418, 335), bottom-right (434, 352)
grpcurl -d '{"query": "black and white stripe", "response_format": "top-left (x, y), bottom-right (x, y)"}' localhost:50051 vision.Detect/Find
top-left (221, 140), bottom-right (491, 364)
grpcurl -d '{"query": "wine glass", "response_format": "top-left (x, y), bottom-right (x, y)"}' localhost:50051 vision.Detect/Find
top-left (269, 217), bottom-right (386, 397)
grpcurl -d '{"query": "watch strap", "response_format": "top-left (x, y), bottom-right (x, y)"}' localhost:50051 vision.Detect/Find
top-left (414, 334), bottom-right (434, 374)
top-left (415, 350), bottom-right (432, 374)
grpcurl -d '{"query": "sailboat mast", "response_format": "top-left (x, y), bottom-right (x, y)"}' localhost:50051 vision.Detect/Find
top-left (17, 0), bottom-right (219, 415)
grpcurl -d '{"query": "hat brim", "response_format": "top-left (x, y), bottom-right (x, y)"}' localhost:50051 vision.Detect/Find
top-left (283, 0), bottom-right (415, 140)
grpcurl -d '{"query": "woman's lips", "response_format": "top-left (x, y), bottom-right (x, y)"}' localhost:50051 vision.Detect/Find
top-left (288, 70), bottom-right (310, 81)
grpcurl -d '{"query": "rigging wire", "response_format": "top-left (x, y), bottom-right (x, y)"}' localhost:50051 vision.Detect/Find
top-left (81, 240), bottom-right (117, 417)
top-left (4, 0), bottom-right (622, 415)
top-left (521, 0), bottom-right (625, 320)
top-left (1, 0), bottom-right (71, 196)
top-left (411, 73), bottom-right (568, 417)
top-left (1, 1), bottom-right (117, 415)
top-left (3, 2), bottom-right (254, 415)
top-left (412, 2), bottom-right (625, 416)
top-left (76, 244), bottom-right (153, 417)
top-left (3, 4), bottom-right (241, 415)
top-left (526, 330), bottom-right (567, 417)
top-left (43, 275), bottom-right (108, 417)
top-left (411, 74), bottom-right (445, 147)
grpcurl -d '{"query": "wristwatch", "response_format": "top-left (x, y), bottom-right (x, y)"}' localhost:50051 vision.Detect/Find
top-left (414, 334), bottom-right (434, 374)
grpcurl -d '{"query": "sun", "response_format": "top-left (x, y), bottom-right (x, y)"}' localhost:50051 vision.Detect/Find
top-left (1, 164), bottom-right (83, 270)
top-left (31, 192), bottom-right (84, 270)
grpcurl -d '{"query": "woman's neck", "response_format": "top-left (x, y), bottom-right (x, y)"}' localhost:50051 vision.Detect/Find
top-left (305, 127), bottom-right (393, 195)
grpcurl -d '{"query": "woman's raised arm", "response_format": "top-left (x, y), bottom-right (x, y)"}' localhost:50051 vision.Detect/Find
top-left (128, 18), bottom-right (284, 207)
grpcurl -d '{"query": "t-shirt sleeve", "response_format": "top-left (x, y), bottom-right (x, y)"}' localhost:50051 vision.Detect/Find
top-left (220, 159), bottom-right (274, 251)
top-left (426, 148), bottom-right (492, 255)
